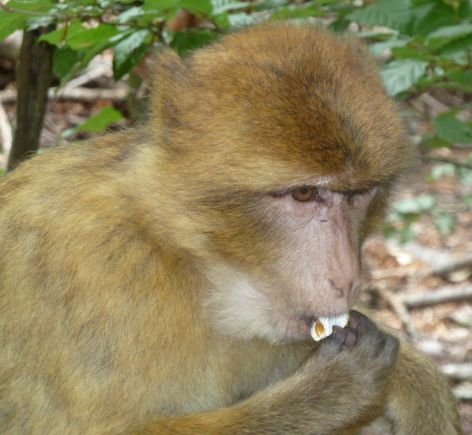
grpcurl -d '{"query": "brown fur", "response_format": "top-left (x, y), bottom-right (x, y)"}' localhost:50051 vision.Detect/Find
top-left (0, 23), bottom-right (461, 434)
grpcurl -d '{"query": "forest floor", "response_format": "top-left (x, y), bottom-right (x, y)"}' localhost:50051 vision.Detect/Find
top-left (362, 162), bottom-right (472, 433)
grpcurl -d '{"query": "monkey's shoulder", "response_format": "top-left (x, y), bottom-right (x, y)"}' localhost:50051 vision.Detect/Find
top-left (0, 129), bottom-right (157, 242)
top-left (0, 129), bottom-right (146, 199)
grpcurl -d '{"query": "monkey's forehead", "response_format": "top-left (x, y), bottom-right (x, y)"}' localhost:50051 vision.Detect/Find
top-left (175, 25), bottom-right (409, 185)
top-left (190, 23), bottom-right (381, 96)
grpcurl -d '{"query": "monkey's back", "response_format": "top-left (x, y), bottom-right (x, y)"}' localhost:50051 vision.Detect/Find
top-left (0, 132), bottom-right (219, 433)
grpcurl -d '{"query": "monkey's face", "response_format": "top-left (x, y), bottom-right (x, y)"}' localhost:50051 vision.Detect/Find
top-left (155, 24), bottom-right (409, 343)
top-left (201, 183), bottom-right (379, 344)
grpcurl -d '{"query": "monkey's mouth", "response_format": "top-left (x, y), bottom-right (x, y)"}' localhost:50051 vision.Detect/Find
top-left (284, 315), bottom-right (318, 340)
top-left (295, 313), bottom-right (349, 341)
top-left (301, 316), bottom-right (318, 333)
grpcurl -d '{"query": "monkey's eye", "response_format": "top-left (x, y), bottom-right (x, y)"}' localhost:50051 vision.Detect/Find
top-left (291, 186), bottom-right (321, 203)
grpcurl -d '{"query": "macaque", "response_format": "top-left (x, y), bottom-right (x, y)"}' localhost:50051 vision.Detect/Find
top-left (0, 24), bottom-right (461, 434)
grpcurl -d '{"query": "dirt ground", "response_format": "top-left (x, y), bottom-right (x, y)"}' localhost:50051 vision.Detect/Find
top-left (362, 162), bottom-right (472, 433)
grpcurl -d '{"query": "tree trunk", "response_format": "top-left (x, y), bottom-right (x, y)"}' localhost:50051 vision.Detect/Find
top-left (7, 29), bottom-right (54, 171)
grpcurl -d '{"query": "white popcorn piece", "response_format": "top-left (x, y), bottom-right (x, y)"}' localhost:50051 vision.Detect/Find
top-left (310, 313), bottom-right (349, 342)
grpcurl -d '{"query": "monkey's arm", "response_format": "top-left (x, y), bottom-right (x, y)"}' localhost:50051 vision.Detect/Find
top-left (386, 339), bottom-right (462, 435)
top-left (136, 364), bottom-right (370, 435)
top-left (135, 312), bottom-right (398, 435)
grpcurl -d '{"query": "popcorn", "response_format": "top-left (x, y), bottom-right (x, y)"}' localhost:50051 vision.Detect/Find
top-left (310, 313), bottom-right (349, 341)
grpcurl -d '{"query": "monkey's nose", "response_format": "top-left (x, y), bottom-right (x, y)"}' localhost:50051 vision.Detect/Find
top-left (328, 279), bottom-right (356, 299)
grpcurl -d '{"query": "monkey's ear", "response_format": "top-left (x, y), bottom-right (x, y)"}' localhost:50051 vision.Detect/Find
top-left (344, 38), bottom-right (379, 77)
top-left (151, 48), bottom-right (189, 132)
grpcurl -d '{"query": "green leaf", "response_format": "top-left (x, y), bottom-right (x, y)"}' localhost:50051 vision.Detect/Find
top-left (330, 17), bottom-right (351, 33)
top-left (347, 0), bottom-right (413, 32)
top-left (380, 59), bottom-right (428, 95)
top-left (255, 0), bottom-right (290, 11)
top-left (180, 0), bottom-right (213, 15)
top-left (385, 224), bottom-right (417, 243)
top-left (270, 4), bottom-right (323, 20)
top-left (434, 212), bottom-right (456, 235)
top-left (113, 30), bottom-right (151, 79)
top-left (399, 225), bottom-right (416, 243)
top-left (77, 38), bottom-right (118, 72)
top-left (143, 0), bottom-right (177, 11)
top-left (433, 112), bottom-right (471, 144)
top-left (394, 194), bottom-right (435, 214)
top-left (464, 194), bottom-right (472, 210)
top-left (171, 29), bottom-right (217, 55)
top-left (145, 0), bottom-right (213, 14)
top-left (450, 70), bottom-right (472, 84)
top-left (53, 47), bottom-right (82, 81)
top-left (73, 108), bottom-right (124, 134)
top-left (26, 14), bottom-right (55, 31)
top-left (228, 12), bottom-right (263, 27)
top-left (459, 168), bottom-right (472, 184)
top-left (408, 3), bottom-right (434, 28)
top-left (429, 163), bottom-right (456, 181)
top-left (392, 47), bottom-right (432, 62)
top-left (212, 0), bottom-right (250, 15)
top-left (117, 6), bottom-right (157, 25)
top-left (117, 6), bottom-right (144, 22)
top-left (0, 12), bottom-right (27, 40)
top-left (411, 3), bottom-right (457, 36)
top-left (441, 34), bottom-right (472, 57)
top-left (7, 0), bottom-right (55, 13)
top-left (67, 24), bottom-right (119, 50)
top-left (444, 70), bottom-right (472, 92)
top-left (39, 22), bottom-right (83, 45)
top-left (426, 23), bottom-right (472, 50)
top-left (212, 12), bottom-right (231, 29)
top-left (75, 0), bottom-right (96, 5)
top-left (369, 38), bottom-right (410, 58)
top-left (425, 136), bottom-right (452, 149)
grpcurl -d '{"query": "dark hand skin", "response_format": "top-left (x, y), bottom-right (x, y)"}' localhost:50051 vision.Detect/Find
top-left (296, 311), bottom-right (400, 433)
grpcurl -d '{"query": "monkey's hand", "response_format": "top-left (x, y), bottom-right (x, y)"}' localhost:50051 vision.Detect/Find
top-left (385, 338), bottom-right (462, 435)
top-left (294, 309), bottom-right (400, 432)
top-left (135, 311), bottom-right (399, 435)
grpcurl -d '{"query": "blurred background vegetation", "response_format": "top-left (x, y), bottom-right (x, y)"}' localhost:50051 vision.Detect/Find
top-left (0, 0), bottom-right (471, 431)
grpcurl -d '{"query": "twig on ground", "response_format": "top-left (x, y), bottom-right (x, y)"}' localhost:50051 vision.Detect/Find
top-left (453, 383), bottom-right (472, 401)
top-left (441, 363), bottom-right (472, 382)
top-left (370, 268), bottom-right (408, 280)
top-left (59, 62), bottom-right (111, 91)
top-left (415, 339), bottom-right (468, 360)
top-left (54, 86), bottom-right (129, 102)
top-left (387, 241), bottom-right (472, 278)
top-left (401, 286), bottom-right (472, 309)
top-left (432, 256), bottom-right (472, 278)
top-left (389, 241), bottom-right (451, 271)
top-left (410, 93), bottom-right (449, 118)
top-left (428, 156), bottom-right (472, 170)
top-left (368, 285), bottom-right (417, 338)
top-left (0, 86), bottom-right (129, 103)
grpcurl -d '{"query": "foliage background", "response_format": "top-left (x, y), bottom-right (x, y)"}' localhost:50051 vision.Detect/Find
top-left (0, 0), bottom-right (471, 432)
